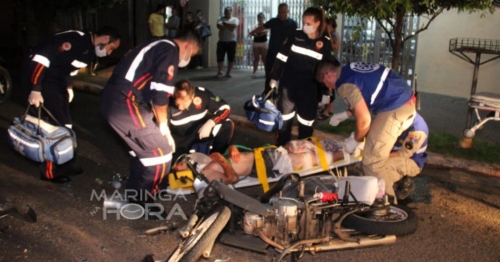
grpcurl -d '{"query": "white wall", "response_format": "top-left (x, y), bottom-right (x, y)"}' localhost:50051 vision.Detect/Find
top-left (415, 9), bottom-right (500, 98)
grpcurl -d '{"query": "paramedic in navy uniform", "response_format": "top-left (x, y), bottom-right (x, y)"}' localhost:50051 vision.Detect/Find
top-left (169, 80), bottom-right (234, 159)
top-left (101, 31), bottom-right (201, 204)
top-left (269, 7), bottom-right (335, 146)
top-left (22, 26), bottom-right (121, 183)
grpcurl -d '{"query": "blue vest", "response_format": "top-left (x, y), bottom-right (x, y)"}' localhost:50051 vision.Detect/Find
top-left (393, 113), bottom-right (428, 168)
top-left (336, 62), bottom-right (413, 114)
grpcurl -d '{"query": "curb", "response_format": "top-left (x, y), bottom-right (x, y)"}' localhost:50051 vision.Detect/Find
top-left (74, 81), bottom-right (500, 181)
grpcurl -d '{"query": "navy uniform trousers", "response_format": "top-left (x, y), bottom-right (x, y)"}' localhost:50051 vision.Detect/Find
top-left (101, 90), bottom-right (172, 198)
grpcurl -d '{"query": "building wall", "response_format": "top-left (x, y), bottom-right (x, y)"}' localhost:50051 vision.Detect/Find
top-left (415, 9), bottom-right (500, 98)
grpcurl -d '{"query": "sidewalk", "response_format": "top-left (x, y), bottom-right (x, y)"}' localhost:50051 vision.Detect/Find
top-left (73, 66), bottom-right (500, 179)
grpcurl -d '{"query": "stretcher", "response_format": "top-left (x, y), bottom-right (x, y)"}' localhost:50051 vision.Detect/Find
top-left (463, 92), bottom-right (500, 138)
top-left (166, 137), bottom-right (363, 195)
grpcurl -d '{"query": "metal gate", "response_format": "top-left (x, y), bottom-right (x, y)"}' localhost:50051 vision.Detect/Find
top-left (340, 15), bottom-right (420, 84)
top-left (220, 0), bottom-right (310, 69)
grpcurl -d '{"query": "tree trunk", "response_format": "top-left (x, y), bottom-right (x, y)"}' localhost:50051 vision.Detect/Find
top-left (391, 8), bottom-right (406, 72)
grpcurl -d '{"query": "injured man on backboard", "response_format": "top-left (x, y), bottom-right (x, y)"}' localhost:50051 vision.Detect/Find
top-left (172, 139), bottom-right (347, 186)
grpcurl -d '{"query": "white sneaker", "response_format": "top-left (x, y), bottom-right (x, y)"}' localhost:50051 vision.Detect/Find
top-left (251, 73), bottom-right (257, 79)
top-left (215, 71), bottom-right (223, 78)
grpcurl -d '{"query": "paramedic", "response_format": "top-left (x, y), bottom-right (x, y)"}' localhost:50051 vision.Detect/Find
top-left (269, 7), bottom-right (335, 145)
top-left (101, 31), bottom-right (201, 204)
top-left (315, 59), bottom-right (416, 201)
top-left (23, 26), bottom-right (121, 183)
top-left (169, 80), bottom-right (234, 159)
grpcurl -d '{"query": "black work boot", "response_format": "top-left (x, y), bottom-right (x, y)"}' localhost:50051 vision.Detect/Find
top-left (395, 176), bottom-right (415, 200)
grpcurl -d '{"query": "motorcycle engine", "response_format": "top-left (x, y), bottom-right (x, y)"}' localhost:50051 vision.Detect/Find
top-left (243, 200), bottom-right (299, 246)
top-left (243, 175), bottom-right (338, 246)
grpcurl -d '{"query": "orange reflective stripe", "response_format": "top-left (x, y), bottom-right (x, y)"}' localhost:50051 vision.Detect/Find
top-left (33, 64), bottom-right (45, 84)
top-left (133, 73), bottom-right (151, 87)
top-left (157, 148), bottom-right (167, 185)
top-left (46, 161), bottom-right (53, 179)
top-left (214, 110), bottom-right (229, 123)
top-left (137, 75), bottom-right (154, 90)
top-left (131, 96), bottom-right (146, 127)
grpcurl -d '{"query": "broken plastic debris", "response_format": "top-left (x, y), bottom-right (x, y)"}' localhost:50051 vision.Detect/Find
top-left (144, 226), bottom-right (169, 235)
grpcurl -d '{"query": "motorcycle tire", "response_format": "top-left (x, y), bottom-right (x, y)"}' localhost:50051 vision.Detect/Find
top-left (0, 65), bottom-right (12, 105)
top-left (342, 205), bottom-right (417, 236)
top-left (167, 206), bottom-right (231, 262)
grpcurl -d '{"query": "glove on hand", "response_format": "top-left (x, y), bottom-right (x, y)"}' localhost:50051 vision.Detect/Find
top-left (68, 88), bottom-right (74, 103)
top-left (269, 79), bottom-right (277, 89)
top-left (160, 122), bottom-right (176, 153)
top-left (28, 91), bottom-right (44, 107)
top-left (329, 111), bottom-right (349, 127)
top-left (344, 132), bottom-right (360, 154)
top-left (198, 119), bottom-right (216, 139)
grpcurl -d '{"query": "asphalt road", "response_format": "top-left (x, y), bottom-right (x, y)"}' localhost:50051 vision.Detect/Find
top-left (1, 77), bottom-right (500, 261)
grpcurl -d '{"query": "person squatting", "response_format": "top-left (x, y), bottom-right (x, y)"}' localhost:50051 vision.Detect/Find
top-left (316, 59), bottom-right (423, 203)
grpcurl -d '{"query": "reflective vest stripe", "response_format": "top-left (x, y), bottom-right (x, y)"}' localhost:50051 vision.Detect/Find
top-left (291, 45), bottom-right (323, 60)
top-left (370, 67), bottom-right (391, 105)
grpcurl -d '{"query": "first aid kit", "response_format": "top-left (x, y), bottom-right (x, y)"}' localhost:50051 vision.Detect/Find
top-left (7, 105), bottom-right (77, 164)
top-left (244, 91), bottom-right (283, 132)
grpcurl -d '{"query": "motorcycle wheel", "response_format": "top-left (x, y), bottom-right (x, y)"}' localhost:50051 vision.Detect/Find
top-left (342, 205), bottom-right (417, 236)
top-left (167, 206), bottom-right (231, 262)
top-left (0, 65), bottom-right (12, 105)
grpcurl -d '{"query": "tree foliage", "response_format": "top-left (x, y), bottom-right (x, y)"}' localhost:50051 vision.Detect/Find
top-left (311, 0), bottom-right (495, 70)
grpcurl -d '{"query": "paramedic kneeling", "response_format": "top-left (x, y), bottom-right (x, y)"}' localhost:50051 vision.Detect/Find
top-left (316, 60), bottom-right (416, 202)
top-left (169, 80), bottom-right (234, 159)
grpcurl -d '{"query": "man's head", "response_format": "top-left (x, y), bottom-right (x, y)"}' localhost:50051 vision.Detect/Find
top-left (326, 17), bottom-right (337, 33)
top-left (156, 4), bottom-right (165, 14)
top-left (171, 8), bottom-right (178, 16)
top-left (93, 26), bottom-right (121, 57)
top-left (315, 59), bottom-right (341, 90)
top-left (173, 80), bottom-right (196, 110)
top-left (174, 30), bottom-right (202, 67)
top-left (278, 3), bottom-right (289, 21)
top-left (186, 11), bottom-right (193, 22)
top-left (196, 10), bottom-right (203, 20)
top-left (224, 7), bottom-right (233, 19)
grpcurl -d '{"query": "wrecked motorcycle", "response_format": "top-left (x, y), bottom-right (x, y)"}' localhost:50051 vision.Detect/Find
top-left (164, 156), bottom-right (418, 262)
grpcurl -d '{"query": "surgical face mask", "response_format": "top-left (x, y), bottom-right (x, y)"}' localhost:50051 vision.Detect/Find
top-left (178, 47), bottom-right (193, 68)
top-left (95, 44), bottom-right (108, 57)
top-left (303, 25), bottom-right (315, 35)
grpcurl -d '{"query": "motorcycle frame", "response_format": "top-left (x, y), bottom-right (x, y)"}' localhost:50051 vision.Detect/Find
top-left (179, 156), bottom-right (397, 259)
